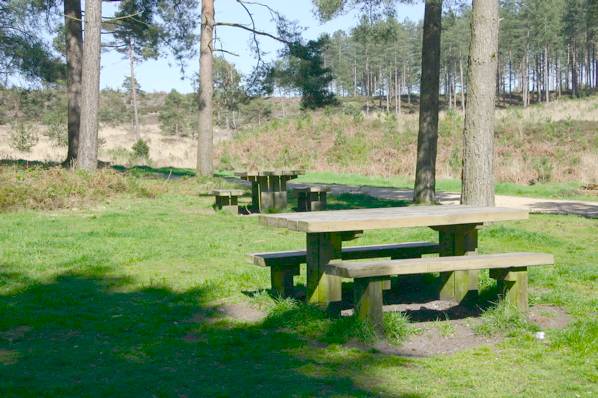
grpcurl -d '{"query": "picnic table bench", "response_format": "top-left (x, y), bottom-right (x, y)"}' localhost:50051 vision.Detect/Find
top-left (211, 189), bottom-right (245, 213)
top-left (249, 241), bottom-right (440, 297)
top-left (258, 205), bottom-right (553, 329)
top-left (235, 170), bottom-right (304, 213)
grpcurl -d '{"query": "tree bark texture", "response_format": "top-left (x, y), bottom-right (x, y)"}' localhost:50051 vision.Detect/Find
top-left (64, 0), bottom-right (82, 167)
top-left (413, 0), bottom-right (442, 204)
top-left (129, 41), bottom-right (140, 139)
top-left (77, 0), bottom-right (102, 171)
top-left (461, 0), bottom-right (499, 206)
top-left (197, 0), bottom-right (215, 176)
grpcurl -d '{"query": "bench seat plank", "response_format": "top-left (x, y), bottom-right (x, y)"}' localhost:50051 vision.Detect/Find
top-left (326, 252), bottom-right (554, 278)
top-left (249, 241), bottom-right (441, 267)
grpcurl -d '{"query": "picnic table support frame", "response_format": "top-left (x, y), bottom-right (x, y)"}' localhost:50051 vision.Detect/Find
top-left (246, 174), bottom-right (298, 213)
top-left (435, 224), bottom-right (481, 302)
top-left (490, 266), bottom-right (528, 312)
top-left (271, 264), bottom-right (300, 297)
top-left (306, 232), bottom-right (342, 311)
top-left (354, 277), bottom-right (386, 334)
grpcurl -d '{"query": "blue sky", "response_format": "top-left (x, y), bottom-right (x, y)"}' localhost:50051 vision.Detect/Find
top-left (101, 0), bottom-right (424, 93)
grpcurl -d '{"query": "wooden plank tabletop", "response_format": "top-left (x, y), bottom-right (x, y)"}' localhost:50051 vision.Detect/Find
top-left (235, 170), bottom-right (305, 178)
top-left (259, 205), bottom-right (529, 232)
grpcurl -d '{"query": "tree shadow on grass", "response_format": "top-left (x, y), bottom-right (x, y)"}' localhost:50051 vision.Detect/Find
top-left (0, 269), bottom-right (423, 397)
top-left (111, 164), bottom-right (197, 178)
top-left (327, 193), bottom-right (410, 210)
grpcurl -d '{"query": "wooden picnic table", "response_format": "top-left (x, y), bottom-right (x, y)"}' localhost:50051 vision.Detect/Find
top-left (235, 170), bottom-right (304, 212)
top-left (259, 205), bottom-right (529, 308)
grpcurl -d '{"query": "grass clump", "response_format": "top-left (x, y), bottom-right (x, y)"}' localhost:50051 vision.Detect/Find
top-left (264, 298), bottom-right (418, 346)
top-left (474, 301), bottom-right (538, 337)
top-left (383, 312), bottom-right (419, 344)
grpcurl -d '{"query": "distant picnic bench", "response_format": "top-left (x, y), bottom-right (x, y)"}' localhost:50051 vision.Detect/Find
top-left (256, 205), bottom-right (554, 332)
top-left (235, 170), bottom-right (304, 213)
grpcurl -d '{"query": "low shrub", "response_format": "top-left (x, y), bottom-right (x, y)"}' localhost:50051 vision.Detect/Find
top-left (0, 166), bottom-right (159, 212)
top-left (9, 121), bottom-right (39, 152)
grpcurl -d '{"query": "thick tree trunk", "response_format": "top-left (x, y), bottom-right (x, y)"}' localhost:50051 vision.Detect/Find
top-left (129, 41), bottom-right (140, 140)
top-left (413, 0), bottom-right (442, 204)
top-left (64, 0), bottom-right (82, 167)
top-left (77, 0), bottom-right (102, 171)
top-left (197, 0), bottom-right (215, 176)
top-left (461, 0), bottom-right (499, 207)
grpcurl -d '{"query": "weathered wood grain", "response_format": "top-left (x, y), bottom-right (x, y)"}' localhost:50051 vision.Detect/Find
top-left (326, 252), bottom-right (554, 278)
top-left (259, 206), bottom-right (528, 233)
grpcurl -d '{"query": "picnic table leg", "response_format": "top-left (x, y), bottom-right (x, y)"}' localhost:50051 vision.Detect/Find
top-left (354, 277), bottom-right (385, 334)
top-left (436, 224), bottom-right (480, 302)
top-left (250, 178), bottom-right (260, 213)
top-left (258, 176), bottom-right (274, 211)
top-left (306, 232), bottom-right (342, 311)
top-left (490, 267), bottom-right (529, 312)
top-left (272, 176), bottom-right (289, 210)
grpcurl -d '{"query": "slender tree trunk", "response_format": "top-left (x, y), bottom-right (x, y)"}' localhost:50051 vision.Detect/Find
top-left (64, 0), bottom-right (82, 167)
top-left (461, 0), bottom-right (499, 206)
top-left (557, 54), bottom-right (562, 98)
top-left (413, 0), bottom-right (442, 204)
top-left (571, 40), bottom-right (578, 97)
top-left (508, 49), bottom-right (513, 96)
top-left (128, 40), bottom-right (140, 139)
top-left (197, 0), bottom-right (215, 175)
top-left (536, 55), bottom-right (542, 103)
top-left (386, 70), bottom-right (392, 113)
top-left (77, 0), bottom-right (102, 171)
top-left (459, 56), bottom-right (465, 113)
top-left (544, 45), bottom-right (550, 103)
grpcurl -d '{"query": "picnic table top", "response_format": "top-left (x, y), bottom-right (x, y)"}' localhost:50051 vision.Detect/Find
top-left (259, 205), bottom-right (529, 233)
top-left (235, 170), bottom-right (305, 178)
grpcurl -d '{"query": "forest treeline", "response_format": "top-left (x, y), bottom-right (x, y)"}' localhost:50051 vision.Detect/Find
top-left (319, 0), bottom-right (598, 111)
top-left (3, 0), bottom-right (597, 138)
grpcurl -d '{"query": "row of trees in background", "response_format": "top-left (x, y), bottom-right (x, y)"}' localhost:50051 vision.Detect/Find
top-left (319, 0), bottom-right (598, 112)
top-left (3, 0), bottom-right (597, 205)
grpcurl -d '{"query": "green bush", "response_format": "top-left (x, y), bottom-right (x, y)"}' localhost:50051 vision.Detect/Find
top-left (158, 90), bottom-right (197, 136)
top-left (132, 139), bottom-right (150, 160)
top-left (533, 156), bottom-right (553, 183)
top-left (9, 121), bottom-right (39, 152)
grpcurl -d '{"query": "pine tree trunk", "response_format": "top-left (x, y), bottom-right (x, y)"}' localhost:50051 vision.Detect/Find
top-left (129, 41), bottom-right (140, 140)
top-left (77, 0), bottom-right (102, 171)
top-left (544, 46), bottom-right (550, 103)
top-left (413, 0), bottom-right (442, 204)
top-left (461, 0), bottom-right (498, 207)
top-left (460, 57), bottom-right (465, 113)
top-left (197, 0), bottom-right (215, 176)
top-left (64, 0), bottom-right (82, 167)
top-left (571, 40), bottom-right (578, 97)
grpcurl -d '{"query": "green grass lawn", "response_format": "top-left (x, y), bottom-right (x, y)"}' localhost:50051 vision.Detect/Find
top-left (1, 186), bottom-right (597, 396)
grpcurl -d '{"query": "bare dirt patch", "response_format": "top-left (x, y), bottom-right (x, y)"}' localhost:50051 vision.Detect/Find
top-left (346, 301), bottom-right (571, 357)
top-left (184, 301), bottom-right (267, 326)
top-left (216, 303), bottom-right (267, 323)
top-left (528, 304), bottom-right (571, 330)
top-left (374, 318), bottom-right (500, 357)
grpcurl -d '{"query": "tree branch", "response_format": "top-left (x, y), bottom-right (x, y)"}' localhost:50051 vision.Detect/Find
top-left (214, 48), bottom-right (239, 57)
top-left (214, 22), bottom-right (291, 45)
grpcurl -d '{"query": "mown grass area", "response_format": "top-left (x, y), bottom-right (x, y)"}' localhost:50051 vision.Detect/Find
top-left (0, 172), bottom-right (596, 396)
top-left (297, 171), bottom-right (598, 201)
